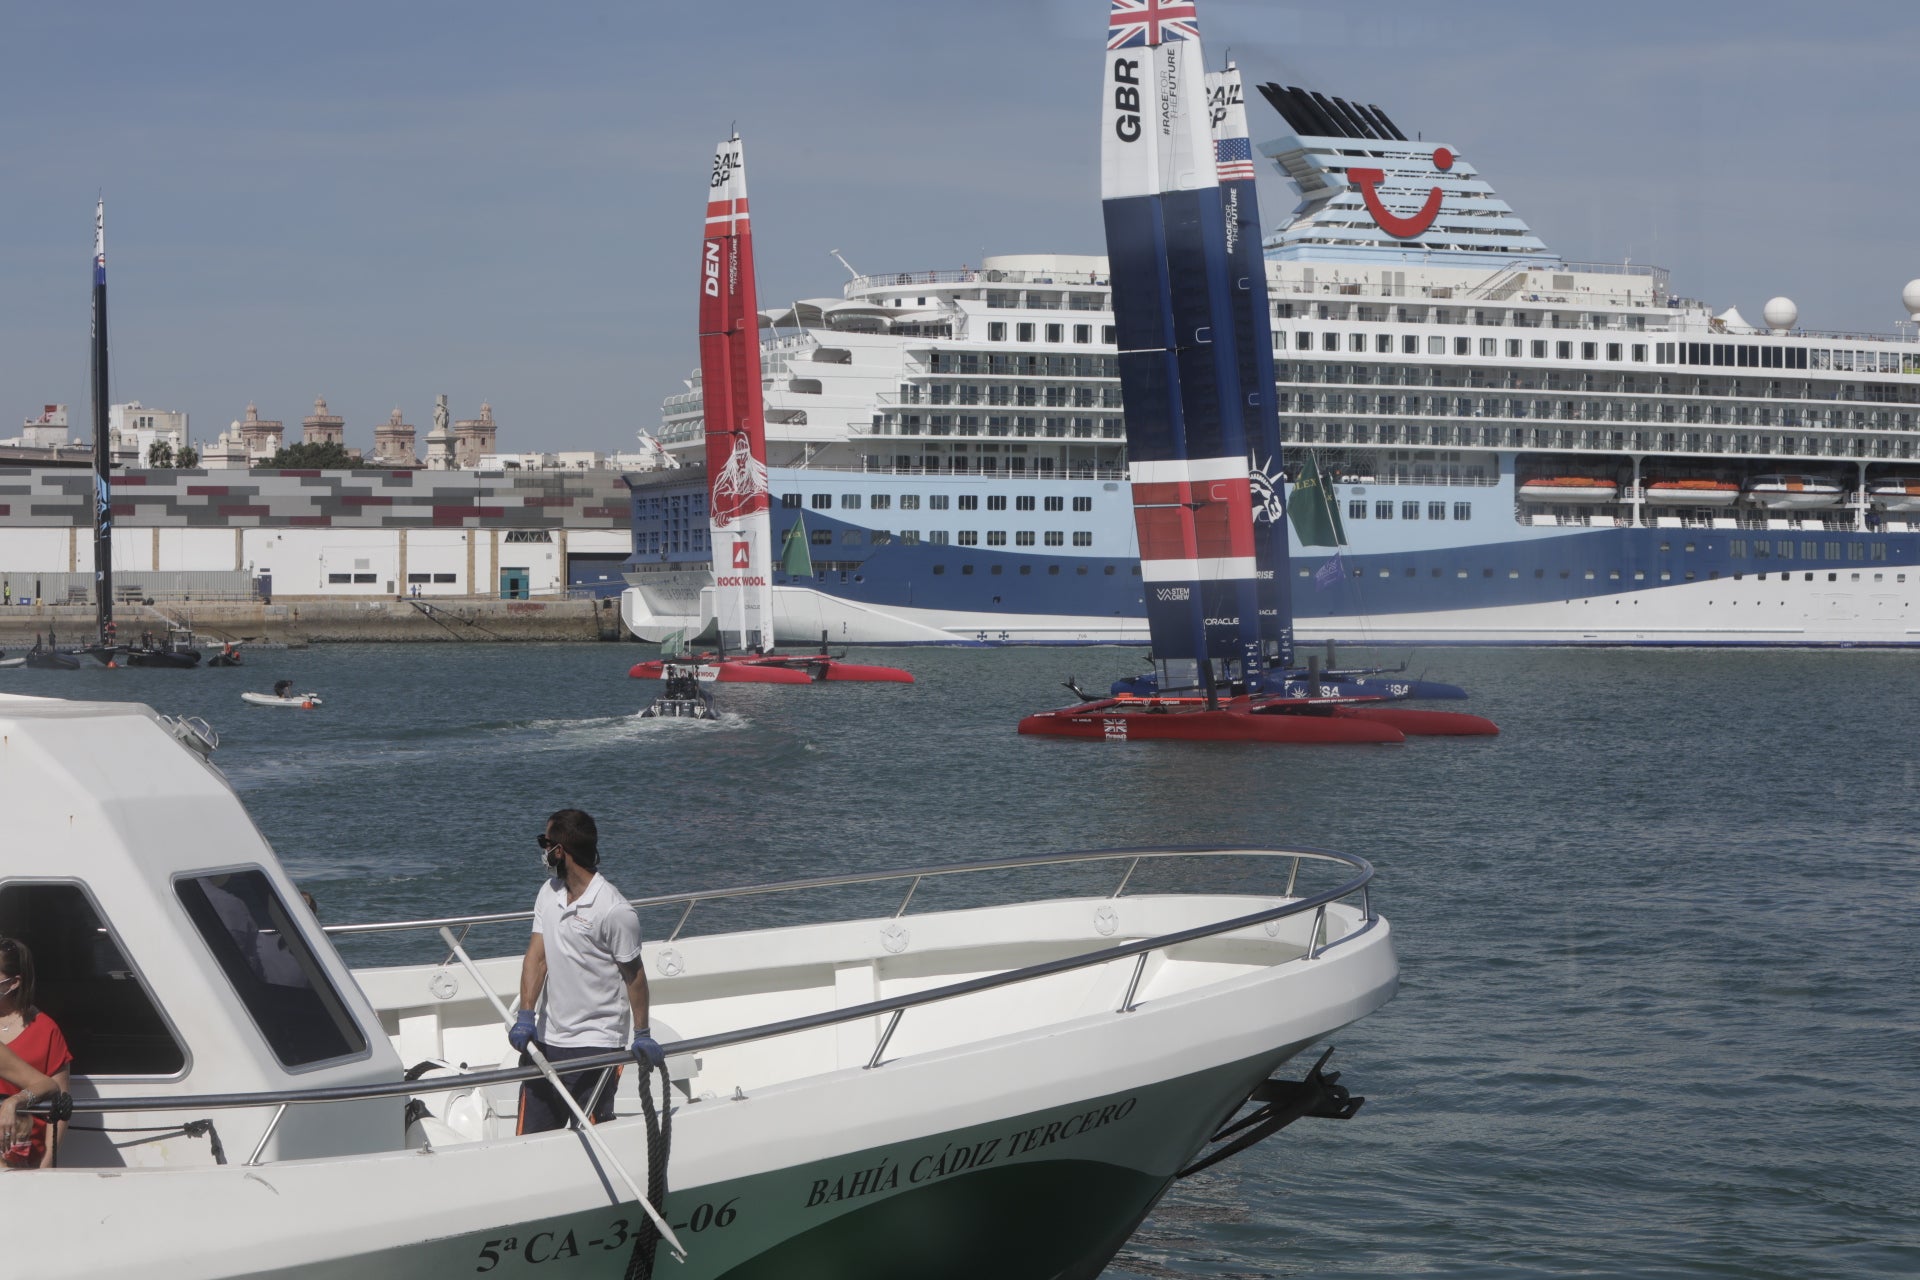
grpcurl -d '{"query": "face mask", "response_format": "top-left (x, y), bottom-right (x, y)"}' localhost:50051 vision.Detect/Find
top-left (545, 849), bottom-right (565, 877)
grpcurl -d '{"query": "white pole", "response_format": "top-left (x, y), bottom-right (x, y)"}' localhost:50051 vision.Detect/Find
top-left (437, 928), bottom-right (686, 1261)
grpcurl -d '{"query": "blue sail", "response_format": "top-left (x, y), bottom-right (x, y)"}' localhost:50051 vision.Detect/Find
top-left (1206, 64), bottom-right (1293, 670)
top-left (1101, 3), bottom-right (1263, 677)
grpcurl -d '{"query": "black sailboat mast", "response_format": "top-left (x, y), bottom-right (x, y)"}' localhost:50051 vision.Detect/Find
top-left (91, 199), bottom-right (113, 647)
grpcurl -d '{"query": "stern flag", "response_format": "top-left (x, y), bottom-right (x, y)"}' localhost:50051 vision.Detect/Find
top-left (1287, 452), bottom-right (1347, 548)
top-left (1314, 553), bottom-right (1345, 590)
top-left (780, 513), bottom-right (813, 577)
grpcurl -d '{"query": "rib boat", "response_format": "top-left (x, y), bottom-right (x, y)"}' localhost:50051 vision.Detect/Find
top-left (2, 692), bottom-right (1397, 1279)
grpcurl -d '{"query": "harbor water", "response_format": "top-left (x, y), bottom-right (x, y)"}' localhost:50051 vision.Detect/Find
top-left (8, 644), bottom-right (1916, 1278)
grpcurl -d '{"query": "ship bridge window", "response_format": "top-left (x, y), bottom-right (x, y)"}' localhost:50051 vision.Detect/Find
top-left (1045, 531), bottom-right (1064, 546)
top-left (781, 494), bottom-right (801, 509)
top-left (840, 494), bottom-right (862, 509)
top-left (1073, 532), bottom-right (1092, 547)
top-left (811, 493), bottom-right (831, 509)
top-left (1375, 501), bottom-right (1394, 519)
top-left (0, 881), bottom-right (187, 1077)
top-left (176, 870), bottom-right (367, 1070)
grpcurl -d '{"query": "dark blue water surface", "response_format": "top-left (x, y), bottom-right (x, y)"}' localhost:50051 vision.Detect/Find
top-left (12, 643), bottom-right (1917, 1278)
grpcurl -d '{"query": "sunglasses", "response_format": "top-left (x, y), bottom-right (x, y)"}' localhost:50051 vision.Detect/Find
top-left (537, 834), bottom-right (560, 851)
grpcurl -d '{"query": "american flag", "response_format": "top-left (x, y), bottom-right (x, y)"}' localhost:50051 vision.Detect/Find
top-left (1214, 136), bottom-right (1255, 181)
top-left (1107, 0), bottom-right (1199, 50)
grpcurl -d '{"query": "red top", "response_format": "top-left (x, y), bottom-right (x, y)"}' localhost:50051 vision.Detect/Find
top-left (2, 1013), bottom-right (72, 1167)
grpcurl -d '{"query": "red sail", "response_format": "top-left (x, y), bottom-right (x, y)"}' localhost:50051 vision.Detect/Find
top-left (698, 134), bottom-right (774, 651)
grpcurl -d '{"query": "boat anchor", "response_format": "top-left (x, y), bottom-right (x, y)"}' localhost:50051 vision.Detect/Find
top-left (1176, 1046), bottom-right (1364, 1178)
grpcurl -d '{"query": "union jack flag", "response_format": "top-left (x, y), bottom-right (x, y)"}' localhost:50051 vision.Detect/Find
top-left (1108, 0), bottom-right (1199, 50)
top-left (1214, 136), bottom-right (1255, 181)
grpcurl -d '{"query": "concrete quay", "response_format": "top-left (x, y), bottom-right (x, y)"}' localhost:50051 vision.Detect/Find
top-left (0, 597), bottom-right (625, 647)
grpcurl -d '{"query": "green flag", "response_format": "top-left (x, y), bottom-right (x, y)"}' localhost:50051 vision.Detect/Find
top-left (780, 513), bottom-right (813, 577)
top-left (1287, 452), bottom-right (1347, 548)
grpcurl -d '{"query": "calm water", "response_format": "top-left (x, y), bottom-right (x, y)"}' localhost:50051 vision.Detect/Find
top-left (13, 643), bottom-right (1918, 1278)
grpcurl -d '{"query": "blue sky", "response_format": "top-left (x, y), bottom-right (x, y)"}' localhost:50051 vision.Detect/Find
top-left (3, 1), bottom-right (1916, 453)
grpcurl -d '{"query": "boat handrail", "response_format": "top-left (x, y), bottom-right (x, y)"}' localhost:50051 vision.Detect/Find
top-left (321, 844), bottom-right (1330, 936)
top-left (40, 845), bottom-right (1375, 1119)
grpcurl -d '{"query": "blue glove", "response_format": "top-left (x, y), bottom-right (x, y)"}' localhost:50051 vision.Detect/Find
top-left (631, 1029), bottom-right (665, 1071)
top-left (508, 1011), bottom-right (537, 1053)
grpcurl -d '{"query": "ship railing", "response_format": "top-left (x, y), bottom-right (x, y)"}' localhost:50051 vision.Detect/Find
top-left (845, 268), bottom-right (1112, 296)
top-left (35, 846), bottom-right (1377, 1131)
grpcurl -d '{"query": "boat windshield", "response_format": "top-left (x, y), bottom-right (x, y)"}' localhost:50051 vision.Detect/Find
top-left (175, 869), bottom-right (368, 1069)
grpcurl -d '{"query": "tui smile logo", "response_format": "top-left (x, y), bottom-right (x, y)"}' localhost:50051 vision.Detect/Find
top-left (1348, 147), bottom-right (1454, 239)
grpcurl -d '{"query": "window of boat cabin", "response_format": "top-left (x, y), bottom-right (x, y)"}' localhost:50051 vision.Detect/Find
top-left (1017, 323), bottom-right (1035, 342)
top-left (781, 493), bottom-right (801, 509)
top-left (175, 869), bottom-right (367, 1070)
top-left (958, 495), bottom-right (978, 511)
top-left (930, 495), bottom-right (950, 510)
top-left (810, 493), bottom-right (831, 509)
top-left (1072, 496), bottom-right (1092, 512)
top-left (1015, 495), bottom-right (1035, 511)
top-left (988, 322), bottom-right (1006, 341)
top-left (840, 494), bottom-right (861, 509)
top-left (1375, 501), bottom-right (1394, 520)
top-left (1044, 495), bottom-right (1063, 512)
top-left (0, 881), bottom-right (187, 1076)
top-left (1348, 500), bottom-right (1367, 519)
top-left (870, 494), bottom-right (891, 510)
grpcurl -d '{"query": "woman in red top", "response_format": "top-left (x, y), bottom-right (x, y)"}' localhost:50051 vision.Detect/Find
top-left (0, 937), bottom-right (71, 1168)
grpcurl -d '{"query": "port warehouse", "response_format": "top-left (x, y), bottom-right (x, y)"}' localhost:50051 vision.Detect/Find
top-left (0, 466), bottom-right (632, 600)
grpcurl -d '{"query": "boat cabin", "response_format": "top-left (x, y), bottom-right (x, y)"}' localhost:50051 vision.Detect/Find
top-left (0, 694), bottom-right (405, 1167)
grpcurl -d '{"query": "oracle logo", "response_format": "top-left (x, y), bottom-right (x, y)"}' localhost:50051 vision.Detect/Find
top-left (1348, 147), bottom-right (1454, 240)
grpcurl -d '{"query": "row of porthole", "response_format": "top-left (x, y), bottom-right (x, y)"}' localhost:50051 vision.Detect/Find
top-left (1301, 566), bottom-right (1908, 585)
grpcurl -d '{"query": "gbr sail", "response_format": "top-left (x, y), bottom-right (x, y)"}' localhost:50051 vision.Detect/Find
top-left (1205, 62), bottom-right (1293, 670)
top-left (699, 134), bottom-right (775, 652)
top-left (1101, 0), bottom-right (1264, 687)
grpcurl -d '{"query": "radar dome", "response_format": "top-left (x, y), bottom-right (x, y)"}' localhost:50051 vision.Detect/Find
top-left (1904, 279), bottom-right (1920, 321)
top-left (1762, 297), bottom-right (1798, 332)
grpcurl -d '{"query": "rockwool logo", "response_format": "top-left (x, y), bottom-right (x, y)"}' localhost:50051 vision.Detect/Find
top-left (732, 540), bottom-right (750, 569)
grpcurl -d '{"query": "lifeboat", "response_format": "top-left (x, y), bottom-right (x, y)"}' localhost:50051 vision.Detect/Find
top-left (1744, 474), bottom-right (1844, 510)
top-left (1866, 480), bottom-right (1920, 514)
top-left (1644, 479), bottom-right (1740, 507)
top-left (1516, 477), bottom-right (1620, 503)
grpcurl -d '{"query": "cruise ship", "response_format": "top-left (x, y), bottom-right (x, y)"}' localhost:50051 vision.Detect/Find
top-left (623, 81), bottom-right (1920, 647)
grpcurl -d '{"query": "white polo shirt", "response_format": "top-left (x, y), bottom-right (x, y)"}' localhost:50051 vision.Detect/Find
top-left (531, 872), bottom-right (644, 1049)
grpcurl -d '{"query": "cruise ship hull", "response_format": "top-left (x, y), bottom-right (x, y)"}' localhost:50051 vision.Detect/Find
top-left (623, 456), bottom-right (1918, 648)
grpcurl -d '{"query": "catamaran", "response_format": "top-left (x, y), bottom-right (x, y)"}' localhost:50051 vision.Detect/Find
top-left (1019, 13), bottom-right (1494, 744)
top-left (630, 135), bottom-right (911, 690)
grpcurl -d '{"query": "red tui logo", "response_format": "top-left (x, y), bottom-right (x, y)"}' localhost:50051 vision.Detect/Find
top-left (1348, 147), bottom-right (1454, 239)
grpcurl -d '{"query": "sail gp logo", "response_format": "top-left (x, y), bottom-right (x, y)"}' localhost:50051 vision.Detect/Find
top-left (732, 540), bottom-right (750, 569)
top-left (1348, 148), bottom-right (1455, 239)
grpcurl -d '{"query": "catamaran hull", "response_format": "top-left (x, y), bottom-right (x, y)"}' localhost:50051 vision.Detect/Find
top-left (1019, 705), bottom-right (1403, 744)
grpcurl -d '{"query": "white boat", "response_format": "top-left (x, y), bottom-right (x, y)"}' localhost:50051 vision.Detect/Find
top-left (1643, 480), bottom-right (1741, 507)
top-left (1867, 480), bottom-right (1920, 513)
top-left (1744, 474), bottom-right (1845, 510)
top-left (241, 690), bottom-right (323, 708)
top-left (1516, 478), bottom-right (1620, 503)
top-left (4, 693), bottom-right (1399, 1279)
top-left (0, 656), bottom-right (24, 669)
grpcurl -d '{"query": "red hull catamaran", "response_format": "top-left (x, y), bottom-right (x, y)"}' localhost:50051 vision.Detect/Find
top-left (632, 133), bottom-right (911, 690)
top-left (1018, 10), bottom-right (1490, 744)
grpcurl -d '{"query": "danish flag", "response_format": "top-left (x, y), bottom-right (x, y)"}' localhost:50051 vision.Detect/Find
top-left (1108, 0), bottom-right (1199, 49)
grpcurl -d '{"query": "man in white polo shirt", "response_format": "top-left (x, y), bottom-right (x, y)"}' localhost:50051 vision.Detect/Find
top-left (508, 808), bottom-right (664, 1133)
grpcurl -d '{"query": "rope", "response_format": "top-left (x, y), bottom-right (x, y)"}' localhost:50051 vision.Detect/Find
top-left (624, 1061), bottom-right (673, 1280)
